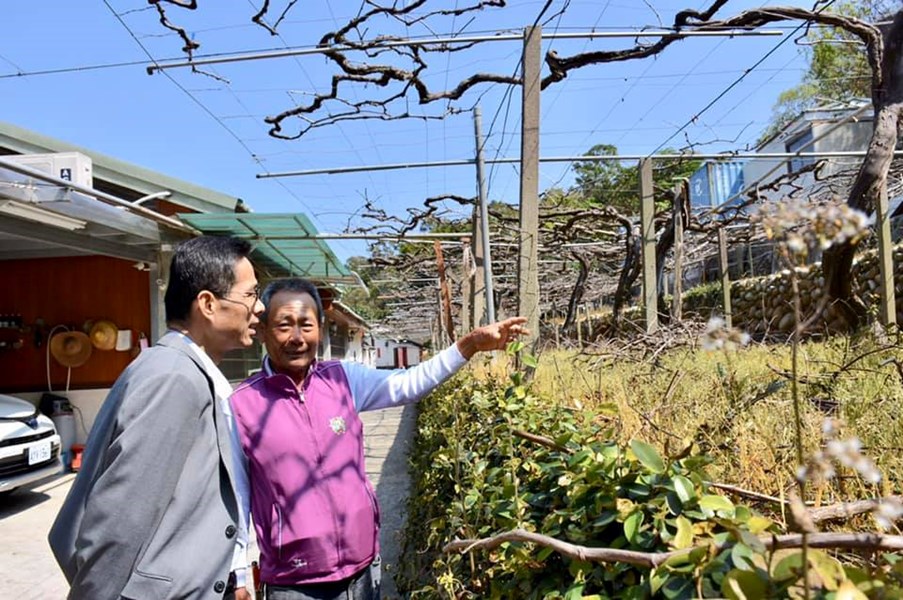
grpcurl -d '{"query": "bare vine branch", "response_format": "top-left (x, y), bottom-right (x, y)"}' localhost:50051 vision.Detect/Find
top-left (444, 528), bottom-right (903, 568)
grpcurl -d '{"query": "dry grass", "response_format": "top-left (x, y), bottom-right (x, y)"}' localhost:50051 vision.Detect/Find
top-left (474, 333), bottom-right (903, 506)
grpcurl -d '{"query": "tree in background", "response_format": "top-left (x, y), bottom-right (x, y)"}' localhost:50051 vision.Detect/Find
top-left (762, 0), bottom-right (895, 143)
top-left (571, 144), bottom-right (700, 213)
top-left (341, 255), bottom-right (389, 323)
top-left (561, 146), bottom-right (700, 330)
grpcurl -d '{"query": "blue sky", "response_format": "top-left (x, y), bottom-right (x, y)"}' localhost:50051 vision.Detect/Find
top-left (0, 1), bottom-right (818, 262)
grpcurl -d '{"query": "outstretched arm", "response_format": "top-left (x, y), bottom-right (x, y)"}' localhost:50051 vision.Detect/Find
top-left (455, 317), bottom-right (529, 359)
top-left (346, 317), bottom-right (530, 412)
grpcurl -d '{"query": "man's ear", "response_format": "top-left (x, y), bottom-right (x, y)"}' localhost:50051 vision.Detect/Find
top-left (196, 290), bottom-right (218, 320)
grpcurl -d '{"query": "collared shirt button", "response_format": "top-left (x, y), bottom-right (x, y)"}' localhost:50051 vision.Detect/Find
top-left (225, 524), bottom-right (237, 538)
top-left (214, 580), bottom-right (225, 593)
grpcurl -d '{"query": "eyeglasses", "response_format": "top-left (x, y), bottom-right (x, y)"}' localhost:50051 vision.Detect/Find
top-left (217, 286), bottom-right (261, 312)
top-left (225, 285), bottom-right (260, 303)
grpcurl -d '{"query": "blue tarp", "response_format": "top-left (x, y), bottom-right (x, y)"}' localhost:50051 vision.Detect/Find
top-left (689, 161), bottom-right (746, 209)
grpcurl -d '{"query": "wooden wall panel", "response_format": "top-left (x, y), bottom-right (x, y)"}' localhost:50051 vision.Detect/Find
top-left (0, 256), bottom-right (151, 392)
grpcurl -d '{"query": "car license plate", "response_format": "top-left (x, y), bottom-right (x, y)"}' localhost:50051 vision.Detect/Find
top-left (28, 441), bottom-right (51, 465)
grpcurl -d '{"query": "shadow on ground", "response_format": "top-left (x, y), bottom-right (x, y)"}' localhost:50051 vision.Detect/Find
top-left (367, 403), bottom-right (418, 600)
top-left (0, 472), bottom-right (70, 519)
top-left (0, 489), bottom-right (52, 519)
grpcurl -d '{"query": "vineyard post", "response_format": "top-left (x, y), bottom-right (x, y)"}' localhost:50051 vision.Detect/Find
top-left (671, 180), bottom-right (686, 321)
top-left (472, 105), bottom-right (494, 326)
top-left (434, 240), bottom-right (456, 342)
top-left (460, 236), bottom-right (472, 334)
top-left (639, 158), bottom-right (658, 333)
top-left (518, 25), bottom-right (541, 350)
top-left (876, 180), bottom-right (897, 327)
top-left (709, 163), bottom-right (732, 327)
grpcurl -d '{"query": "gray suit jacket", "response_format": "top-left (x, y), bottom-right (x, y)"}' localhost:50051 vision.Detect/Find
top-left (49, 332), bottom-right (240, 599)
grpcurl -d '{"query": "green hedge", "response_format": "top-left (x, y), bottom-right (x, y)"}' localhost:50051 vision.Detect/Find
top-left (396, 366), bottom-right (903, 599)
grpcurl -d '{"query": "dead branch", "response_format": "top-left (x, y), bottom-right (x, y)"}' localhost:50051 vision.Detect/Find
top-left (708, 481), bottom-right (786, 505)
top-left (148, 0), bottom-right (199, 55)
top-left (443, 527), bottom-right (903, 568)
top-left (543, 0), bottom-right (730, 87)
top-left (511, 429), bottom-right (568, 452)
top-left (251, 0), bottom-right (299, 35)
top-left (265, 1), bottom-right (518, 138)
top-left (810, 495), bottom-right (903, 524)
top-left (353, 194), bottom-right (474, 236)
top-left (544, 4), bottom-right (882, 89)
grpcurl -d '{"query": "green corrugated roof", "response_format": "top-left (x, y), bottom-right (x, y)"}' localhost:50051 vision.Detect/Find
top-left (177, 213), bottom-right (353, 283)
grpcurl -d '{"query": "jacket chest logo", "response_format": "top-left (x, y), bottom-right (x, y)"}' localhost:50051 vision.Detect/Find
top-left (329, 416), bottom-right (347, 435)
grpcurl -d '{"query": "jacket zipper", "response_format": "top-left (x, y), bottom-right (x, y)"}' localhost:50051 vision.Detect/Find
top-left (294, 378), bottom-right (344, 568)
top-left (275, 503), bottom-right (284, 560)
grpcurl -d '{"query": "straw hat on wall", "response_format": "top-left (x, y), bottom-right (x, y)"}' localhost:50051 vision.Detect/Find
top-left (88, 320), bottom-right (118, 351)
top-left (50, 331), bottom-right (93, 368)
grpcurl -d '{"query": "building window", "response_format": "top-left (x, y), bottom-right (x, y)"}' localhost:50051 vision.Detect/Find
top-left (786, 128), bottom-right (815, 173)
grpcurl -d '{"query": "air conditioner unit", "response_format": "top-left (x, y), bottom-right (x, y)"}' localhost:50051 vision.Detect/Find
top-left (5, 152), bottom-right (93, 188)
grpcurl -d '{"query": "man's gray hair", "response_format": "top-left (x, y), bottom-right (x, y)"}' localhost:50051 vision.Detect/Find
top-left (260, 278), bottom-right (324, 324)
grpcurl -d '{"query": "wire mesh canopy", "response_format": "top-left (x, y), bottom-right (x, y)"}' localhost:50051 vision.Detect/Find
top-left (178, 212), bottom-right (354, 284)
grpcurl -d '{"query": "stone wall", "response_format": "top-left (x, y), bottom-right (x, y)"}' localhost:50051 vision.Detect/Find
top-left (695, 245), bottom-right (903, 334)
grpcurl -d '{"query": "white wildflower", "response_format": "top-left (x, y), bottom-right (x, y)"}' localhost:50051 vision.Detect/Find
top-left (855, 457), bottom-right (882, 484)
top-left (786, 235), bottom-right (806, 255)
top-left (755, 199), bottom-right (872, 262)
top-left (706, 316), bottom-right (726, 332)
top-left (701, 317), bottom-right (750, 351)
top-left (821, 418), bottom-right (843, 439)
top-left (797, 450), bottom-right (835, 484)
top-left (874, 498), bottom-right (903, 531)
top-left (824, 436), bottom-right (881, 484)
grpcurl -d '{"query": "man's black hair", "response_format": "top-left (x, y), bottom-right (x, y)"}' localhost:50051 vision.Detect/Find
top-left (260, 278), bottom-right (324, 324)
top-left (164, 236), bottom-right (253, 323)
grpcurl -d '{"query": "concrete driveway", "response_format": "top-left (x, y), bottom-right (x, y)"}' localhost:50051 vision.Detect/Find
top-left (0, 404), bottom-right (415, 599)
top-left (1, 472), bottom-right (73, 599)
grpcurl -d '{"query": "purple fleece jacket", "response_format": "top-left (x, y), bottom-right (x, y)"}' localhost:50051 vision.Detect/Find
top-left (230, 345), bottom-right (466, 586)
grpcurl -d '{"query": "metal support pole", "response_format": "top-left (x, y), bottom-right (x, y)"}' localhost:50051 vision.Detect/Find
top-left (256, 150), bottom-right (903, 179)
top-left (150, 247), bottom-right (171, 342)
top-left (639, 158), bottom-right (658, 333)
top-left (518, 25), bottom-right (541, 345)
top-left (150, 29), bottom-right (783, 74)
top-left (473, 106), bottom-right (495, 325)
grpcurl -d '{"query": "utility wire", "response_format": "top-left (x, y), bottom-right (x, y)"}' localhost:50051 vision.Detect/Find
top-left (244, 0), bottom-right (379, 254)
top-left (647, 0), bottom-right (839, 157)
top-left (103, 1), bottom-right (260, 162)
top-left (486, 0), bottom-right (568, 199)
top-left (0, 58), bottom-right (162, 80)
top-left (102, 0), bottom-right (326, 228)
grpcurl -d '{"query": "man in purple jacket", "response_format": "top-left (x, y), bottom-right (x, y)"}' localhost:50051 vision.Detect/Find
top-left (230, 277), bottom-right (527, 599)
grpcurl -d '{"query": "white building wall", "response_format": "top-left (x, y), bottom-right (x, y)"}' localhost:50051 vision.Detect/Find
top-left (374, 338), bottom-right (395, 369)
top-left (743, 114), bottom-right (872, 204)
top-left (812, 119), bottom-right (873, 178)
top-left (344, 329), bottom-right (366, 364)
top-left (372, 337), bottom-right (422, 368)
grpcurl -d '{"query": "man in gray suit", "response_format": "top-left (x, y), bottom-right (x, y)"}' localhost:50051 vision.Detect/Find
top-left (49, 236), bottom-right (263, 599)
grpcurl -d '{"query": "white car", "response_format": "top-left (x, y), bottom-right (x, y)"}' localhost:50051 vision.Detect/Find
top-left (0, 394), bottom-right (62, 494)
